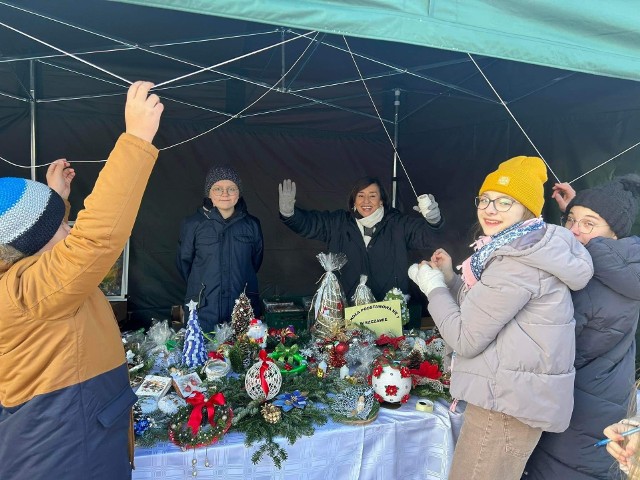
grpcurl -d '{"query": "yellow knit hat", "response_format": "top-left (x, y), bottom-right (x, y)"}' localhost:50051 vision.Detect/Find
top-left (479, 156), bottom-right (547, 217)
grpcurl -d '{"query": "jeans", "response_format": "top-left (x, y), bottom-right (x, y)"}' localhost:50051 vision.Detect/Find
top-left (448, 403), bottom-right (542, 480)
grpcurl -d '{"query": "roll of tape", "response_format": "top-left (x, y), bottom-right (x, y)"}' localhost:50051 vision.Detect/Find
top-left (416, 399), bottom-right (434, 413)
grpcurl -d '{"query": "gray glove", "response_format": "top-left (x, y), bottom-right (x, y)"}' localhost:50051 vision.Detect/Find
top-left (278, 179), bottom-right (296, 217)
top-left (412, 193), bottom-right (441, 225)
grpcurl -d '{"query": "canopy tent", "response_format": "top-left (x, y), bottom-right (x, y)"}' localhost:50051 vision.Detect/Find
top-left (1, 0), bottom-right (639, 324)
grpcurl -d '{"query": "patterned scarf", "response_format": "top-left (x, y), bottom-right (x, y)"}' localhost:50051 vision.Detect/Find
top-left (460, 218), bottom-right (545, 289)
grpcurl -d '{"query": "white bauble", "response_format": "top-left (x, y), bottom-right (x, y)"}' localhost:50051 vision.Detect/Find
top-left (245, 359), bottom-right (282, 400)
top-left (371, 365), bottom-right (412, 403)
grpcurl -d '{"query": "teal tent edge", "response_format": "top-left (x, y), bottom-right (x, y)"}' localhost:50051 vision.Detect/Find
top-left (113, 0), bottom-right (640, 81)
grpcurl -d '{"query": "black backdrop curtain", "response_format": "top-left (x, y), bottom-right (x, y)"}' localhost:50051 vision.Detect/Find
top-left (3, 97), bottom-right (640, 326)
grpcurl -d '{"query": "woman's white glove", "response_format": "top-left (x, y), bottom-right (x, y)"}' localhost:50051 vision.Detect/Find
top-left (408, 262), bottom-right (446, 296)
top-left (278, 179), bottom-right (296, 217)
top-left (413, 194), bottom-right (441, 224)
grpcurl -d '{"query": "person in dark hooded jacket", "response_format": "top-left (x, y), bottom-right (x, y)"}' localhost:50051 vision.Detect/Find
top-left (177, 165), bottom-right (263, 332)
top-left (524, 174), bottom-right (640, 480)
top-left (278, 177), bottom-right (442, 301)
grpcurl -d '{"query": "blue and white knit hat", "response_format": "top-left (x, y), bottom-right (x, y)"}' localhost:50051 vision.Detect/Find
top-left (0, 177), bottom-right (66, 255)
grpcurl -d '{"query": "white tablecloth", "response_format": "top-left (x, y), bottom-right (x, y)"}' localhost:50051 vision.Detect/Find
top-left (133, 397), bottom-right (459, 480)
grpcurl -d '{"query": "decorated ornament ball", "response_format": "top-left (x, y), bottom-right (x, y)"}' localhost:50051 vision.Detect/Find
top-left (334, 341), bottom-right (349, 355)
top-left (245, 355), bottom-right (283, 400)
top-left (371, 363), bottom-right (412, 404)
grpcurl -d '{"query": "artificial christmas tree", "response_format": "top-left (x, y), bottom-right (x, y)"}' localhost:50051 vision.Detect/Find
top-left (231, 290), bottom-right (254, 341)
top-left (182, 300), bottom-right (208, 368)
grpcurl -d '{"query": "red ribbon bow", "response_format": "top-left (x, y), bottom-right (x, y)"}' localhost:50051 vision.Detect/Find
top-left (409, 361), bottom-right (443, 380)
top-left (207, 351), bottom-right (225, 361)
top-left (186, 391), bottom-right (226, 435)
top-left (258, 349), bottom-right (274, 397)
top-left (375, 334), bottom-right (406, 350)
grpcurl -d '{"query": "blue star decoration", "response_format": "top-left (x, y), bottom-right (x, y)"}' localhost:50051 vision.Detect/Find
top-left (272, 390), bottom-right (308, 412)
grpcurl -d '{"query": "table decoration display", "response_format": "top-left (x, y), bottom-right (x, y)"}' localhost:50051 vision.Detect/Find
top-left (125, 280), bottom-right (451, 469)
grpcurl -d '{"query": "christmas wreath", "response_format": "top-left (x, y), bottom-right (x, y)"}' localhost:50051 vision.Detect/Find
top-left (168, 391), bottom-right (233, 449)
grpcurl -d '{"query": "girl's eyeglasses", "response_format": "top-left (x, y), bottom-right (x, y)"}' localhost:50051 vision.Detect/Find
top-left (561, 215), bottom-right (608, 234)
top-left (475, 196), bottom-right (518, 212)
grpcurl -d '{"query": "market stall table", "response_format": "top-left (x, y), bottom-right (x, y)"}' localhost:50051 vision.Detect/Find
top-left (133, 397), bottom-right (457, 480)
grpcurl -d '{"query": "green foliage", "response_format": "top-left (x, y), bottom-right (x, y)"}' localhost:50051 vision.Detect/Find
top-left (411, 385), bottom-right (449, 402)
top-left (227, 338), bottom-right (260, 373)
top-left (210, 372), bottom-right (334, 468)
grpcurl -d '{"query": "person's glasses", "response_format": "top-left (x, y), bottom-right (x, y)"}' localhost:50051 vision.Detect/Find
top-left (475, 196), bottom-right (518, 212)
top-left (211, 186), bottom-right (239, 196)
top-left (562, 215), bottom-right (608, 234)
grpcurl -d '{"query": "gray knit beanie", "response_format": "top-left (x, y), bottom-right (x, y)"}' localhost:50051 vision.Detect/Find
top-left (203, 165), bottom-right (242, 197)
top-left (567, 173), bottom-right (640, 238)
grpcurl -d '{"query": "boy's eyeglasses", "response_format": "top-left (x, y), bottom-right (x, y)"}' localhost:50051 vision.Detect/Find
top-left (211, 186), bottom-right (239, 196)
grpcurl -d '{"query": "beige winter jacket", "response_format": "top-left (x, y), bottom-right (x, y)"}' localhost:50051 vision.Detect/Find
top-left (428, 224), bottom-right (593, 432)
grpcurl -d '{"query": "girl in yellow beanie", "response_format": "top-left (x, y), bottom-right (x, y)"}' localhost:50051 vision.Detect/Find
top-left (408, 156), bottom-right (594, 480)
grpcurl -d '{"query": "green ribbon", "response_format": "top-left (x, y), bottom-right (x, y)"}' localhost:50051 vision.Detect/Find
top-left (274, 343), bottom-right (299, 363)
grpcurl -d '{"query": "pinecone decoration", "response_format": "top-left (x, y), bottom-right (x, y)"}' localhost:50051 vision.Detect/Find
top-left (231, 291), bottom-right (254, 341)
top-left (261, 403), bottom-right (282, 424)
top-left (405, 350), bottom-right (423, 370)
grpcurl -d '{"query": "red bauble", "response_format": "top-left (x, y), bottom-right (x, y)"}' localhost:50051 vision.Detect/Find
top-left (334, 341), bottom-right (349, 355)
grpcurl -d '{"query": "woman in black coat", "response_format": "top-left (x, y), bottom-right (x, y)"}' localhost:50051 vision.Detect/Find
top-left (278, 176), bottom-right (442, 301)
top-left (177, 165), bottom-right (263, 332)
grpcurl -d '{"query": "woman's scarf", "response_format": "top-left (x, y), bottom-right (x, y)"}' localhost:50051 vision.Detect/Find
top-left (460, 218), bottom-right (544, 289)
top-left (355, 206), bottom-right (384, 246)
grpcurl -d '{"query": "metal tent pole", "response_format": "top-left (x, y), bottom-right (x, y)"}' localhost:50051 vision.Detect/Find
top-left (29, 60), bottom-right (37, 181)
top-left (391, 89), bottom-right (400, 207)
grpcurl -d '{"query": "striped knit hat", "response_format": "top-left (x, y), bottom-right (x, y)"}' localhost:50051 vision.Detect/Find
top-left (0, 177), bottom-right (66, 255)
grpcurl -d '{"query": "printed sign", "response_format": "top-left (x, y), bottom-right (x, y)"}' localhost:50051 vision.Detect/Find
top-left (345, 300), bottom-right (403, 337)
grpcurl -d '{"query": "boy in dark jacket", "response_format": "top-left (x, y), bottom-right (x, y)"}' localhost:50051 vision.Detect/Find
top-left (177, 165), bottom-right (263, 332)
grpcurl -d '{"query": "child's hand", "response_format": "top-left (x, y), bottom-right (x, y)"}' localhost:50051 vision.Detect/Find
top-left (604, 422), bottom-right (640, 470)
top-left (46, 159), bottom-right (75, 200)
top-left (551, 183), bottom-right (576, 213)
top-left (430, 248), bottom-right (454, 284)
top-left (125, 81), bottom-right (163, 144)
